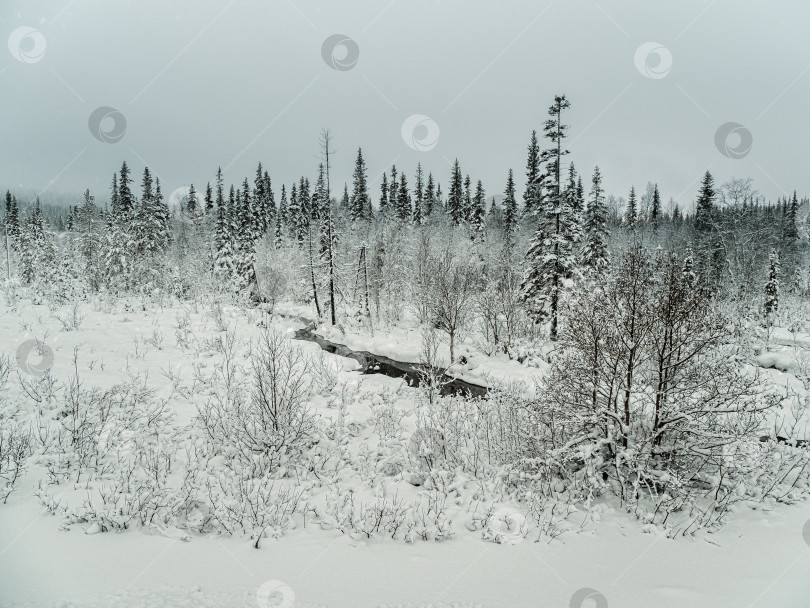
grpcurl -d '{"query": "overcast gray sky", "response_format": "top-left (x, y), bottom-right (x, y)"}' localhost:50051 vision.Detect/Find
top-left (2, 0), bottom-right (808, 211)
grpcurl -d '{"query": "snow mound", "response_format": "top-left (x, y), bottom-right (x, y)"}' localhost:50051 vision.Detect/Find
top-left (755, 350), bottom-right (796, 373)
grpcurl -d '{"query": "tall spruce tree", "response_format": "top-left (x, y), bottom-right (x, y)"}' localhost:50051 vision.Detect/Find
top-left (502, 169), bottom-right (518, 245)
top-left (463, 175), bottom-right (473, 223)
top-left (785, 190), bottom-right (799, 241)
top-left (413, 163), bottom-right (425, 225)
top-left (694, 170), bottom-right (715, 232)
top-left (205, 182), bottom-right (214, 214)
top-left (583, 166), bottom-right (609, 271)
top-left (379, 172), bottom-right (389, 217)
top-left (187, 184), bottom-right (199, 218)
top-left (110, 173), bottom-right (120, 218)
top-left (350, 147), bottom-right (370, 221)
top-left (521, 94), bottom-right (576, 340)
top-left (651, 184), bottom-right (661, 230)
top-left (396, 172), bottom-right (411, 222)
top-left (447, 159), bottom-right (464, 225)
top-left (424, 172), bottom-right (436, 219)
top-left (471, 180), bottom-right (486, 238)
top-left (118, 162), bottom-right (135, 218)
top-left (5, 190), bottom-right (20, 241)
top-left (626, 186), bottom-right (637, 228)
top-left (388, 165), bottom-right (399, 217)
top-left (523, 130), bottom-right (542, 217)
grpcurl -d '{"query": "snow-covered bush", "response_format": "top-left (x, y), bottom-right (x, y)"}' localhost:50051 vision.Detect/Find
top-left (410, 381), bottom-right (533, 479)
top-left (524, 245), bottom-right (799, 533)
top-left (0, 420), bottom-right (32, 503)
top-left (197, 328), bottom-right (319, 474)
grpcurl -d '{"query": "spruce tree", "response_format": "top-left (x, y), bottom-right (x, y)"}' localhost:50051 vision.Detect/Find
top-left (521, 94), bottom-right (576, 340)
top-left (694, 170), bottom-right (715, 232)
top-left (379, 172), bottom-right (389, 217)
top-left (205, 182), bottom-right (214, 214)
top-left (523, 130), bottom-right (542, 216)
top-left (299, 177), bottom-right (311, 219)
top-left (76, 189), bottom-right (102, 288)
top-left (583, 166), bottom-right (609, 272)
top-left (413, 163), bottom-right (425, 225)
top-left (289, 183), bottom-right (306, 245)
top-left (565, 163), bottom-right (583, 246)
top-left (215, 167), bottom-right (224, 212)
top-left (312, 164), bottom-right (327, 225)
top-left (350, 147), bottom-right (370, 221)
top-left (155, 178), bottom-right (170, 250)
top-left (447, 159), bottom-right (464, 225)
top-left (396, 172), bottom-right (411, 222)
top-left (118, 161), bottom-right (135, 218)
top-left (470, 179), bottom-right (486, 238)
top-left (278, 184), bottom-right (288, 227)
top-left (388, 166), bottom-right (399, 215)
top-left (187, 184), bottom-right (199, 217)
top-left (785, 190), bottom-right (799, 241)
top-left (502, 169), bottom-right (518, 244)
top-left (463, 175), bottom-right (472, 223)
top-left (424, 173), bottom-right (436, 219)
top-left (227, 185), bottom-right (236, 232)
top-left (651, 184), bottom-right (661, 230)
top-left (215, 189), bottom-right (232, 272)
top-left (626, 186), bottom-right (637, 228)
top-left (134, 170), bottom-right (170, 256)
top-left (4, 190), bottom-right (20, 241)
top-left (110, 173), bottom-right (120, 218)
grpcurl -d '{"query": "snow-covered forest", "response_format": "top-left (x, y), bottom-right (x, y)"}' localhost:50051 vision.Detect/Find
top-left (4, 0), bottom-right (810, 605)
top-left (3, 94), bottom-right (810, 606)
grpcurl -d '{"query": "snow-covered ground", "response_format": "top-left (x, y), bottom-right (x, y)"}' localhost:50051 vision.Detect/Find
top-left (1, 296), bottom-right (809, 607)
top-left (2, 485), bottom-right (809, 607)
